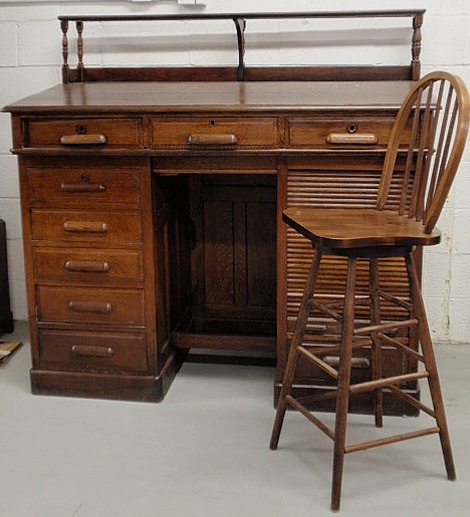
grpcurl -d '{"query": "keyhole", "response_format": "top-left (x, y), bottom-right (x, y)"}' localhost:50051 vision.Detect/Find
top-left (347, 123), bottom-right (358, 134)
top-left (76, 124), bottom-right (87, 134)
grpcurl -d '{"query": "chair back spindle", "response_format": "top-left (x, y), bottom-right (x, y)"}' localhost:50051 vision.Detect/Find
top-left (377, 72), bottom-right (470, 233)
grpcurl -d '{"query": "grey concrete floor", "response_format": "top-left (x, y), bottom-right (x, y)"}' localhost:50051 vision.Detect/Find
top-left (1, 321), bottom-right (469, 517)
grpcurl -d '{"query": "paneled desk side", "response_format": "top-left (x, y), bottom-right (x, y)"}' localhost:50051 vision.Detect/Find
top-left (4, 81), bottom-right (420, 410)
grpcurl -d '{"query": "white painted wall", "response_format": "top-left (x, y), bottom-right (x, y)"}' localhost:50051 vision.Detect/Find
top-left (1, 0), bottom-right (469, 343)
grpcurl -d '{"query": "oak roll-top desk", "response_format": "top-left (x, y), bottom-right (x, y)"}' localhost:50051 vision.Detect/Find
top-left (4, 11), bottom-right (425, 413)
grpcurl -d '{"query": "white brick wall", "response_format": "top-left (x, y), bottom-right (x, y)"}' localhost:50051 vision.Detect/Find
top-left (0, 0), bottom-right (469, 344)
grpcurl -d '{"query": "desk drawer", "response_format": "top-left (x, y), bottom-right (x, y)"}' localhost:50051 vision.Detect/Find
top-left (151, 117), bottom-right (278, 149)
top-left (38, 329), bottom-right (148, 372)
top-left (287, 117), bottom-right (410, 148)
top-left (30, 209), bottom-right (142, 244)
top-left (26, 118), bottom-right (142, 149)
top-left (27, 167), bottom-right (141, 206)
top-left (37, 286), bottom-right (145, 326)
top-left (33, 248), bottom-right (144, 285)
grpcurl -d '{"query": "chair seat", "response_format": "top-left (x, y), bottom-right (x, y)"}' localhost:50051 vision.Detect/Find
top-left (283, 207), bottom-right (441, 249)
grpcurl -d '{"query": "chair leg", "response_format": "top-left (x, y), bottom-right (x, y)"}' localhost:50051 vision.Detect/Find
top-left (369, 258), bottom-right (384, 428)
top-left (270, 248), bottom-right (323, 451)
top-left (405, 252), bottom-right (456, 481)
top-left (331, 257), bottom-right (357, 512)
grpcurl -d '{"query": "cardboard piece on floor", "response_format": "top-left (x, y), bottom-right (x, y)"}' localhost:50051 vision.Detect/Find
top-left (0, 340), bottom-right (22, 364)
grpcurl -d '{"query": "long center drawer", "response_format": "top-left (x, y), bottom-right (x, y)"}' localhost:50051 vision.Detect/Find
top-left (151, 116), bottom-right (278, 149)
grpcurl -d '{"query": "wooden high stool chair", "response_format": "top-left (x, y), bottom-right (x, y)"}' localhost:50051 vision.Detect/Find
top-left (269, 72), bottom-right (469, 511)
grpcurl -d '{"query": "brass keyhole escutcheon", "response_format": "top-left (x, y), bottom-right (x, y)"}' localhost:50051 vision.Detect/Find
top-left (347, 123), bottom-right (358, 134)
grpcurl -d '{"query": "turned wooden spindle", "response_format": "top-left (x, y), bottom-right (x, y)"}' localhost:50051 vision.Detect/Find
top-left (61, 19), bottom-right (70, 83)
top-left (76, 20), bottom-right (85, 82)
top-left (411, 13), bottom-right (423, 80)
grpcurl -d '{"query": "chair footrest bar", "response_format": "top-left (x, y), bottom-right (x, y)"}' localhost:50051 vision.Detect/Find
top-left (355, 318), bottom-right (418, 336)
top-left (297, 346), bottom-right (339, 379)
top-left (388, 384), bottom-right (436, 417)
top-left (349, 371), bottom-right (429, 394)
top-left (286, 395), bottom-right (335, 440)
top-left (296, 389), bottom-right (339, 407)
top-left (311, 301), bottom-right (342, 322)
top-left (345, 426), bottom-right (440, 454)
top-left (304, 340), bottom-right (372, 357)
top-left (378, 332), bottom-right (424, 362)
top-left (377, 289), bottom-right (413, 311)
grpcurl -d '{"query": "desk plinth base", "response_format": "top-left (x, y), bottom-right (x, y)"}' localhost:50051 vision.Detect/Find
top-left (30, 351), bottom-right (184, 403)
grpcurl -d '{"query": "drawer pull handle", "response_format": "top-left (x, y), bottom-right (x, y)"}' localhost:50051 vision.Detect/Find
top-left (60, 182), bottom-right (106, 193)
top-left (63, 221), bottom-right (108, 234)
top-left (71, 345), bottom-right (114, 358)
top-left (324, 356), bottom-right (370, 369)
top-left (326, 133), bottom-right (378, 145)
top-left (187, 134), bottom-right (238, 147)
top-left (65, 260), bottom-right (111, 273)
top-left (68, 300), bottom-right (113, 314)
top-left (60, 134), bottom-right (107, 146)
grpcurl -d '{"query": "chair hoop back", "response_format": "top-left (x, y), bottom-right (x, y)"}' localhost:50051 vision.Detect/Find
top-left (377, 71), bottom-right (470, 233)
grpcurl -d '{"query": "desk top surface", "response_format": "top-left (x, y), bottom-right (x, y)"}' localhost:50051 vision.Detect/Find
top-left (4, 81), bottom-right (414, 114)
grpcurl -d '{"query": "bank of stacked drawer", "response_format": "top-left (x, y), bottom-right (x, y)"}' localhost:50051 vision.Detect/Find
top-left (22, 117), bottom-right (149, 377)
